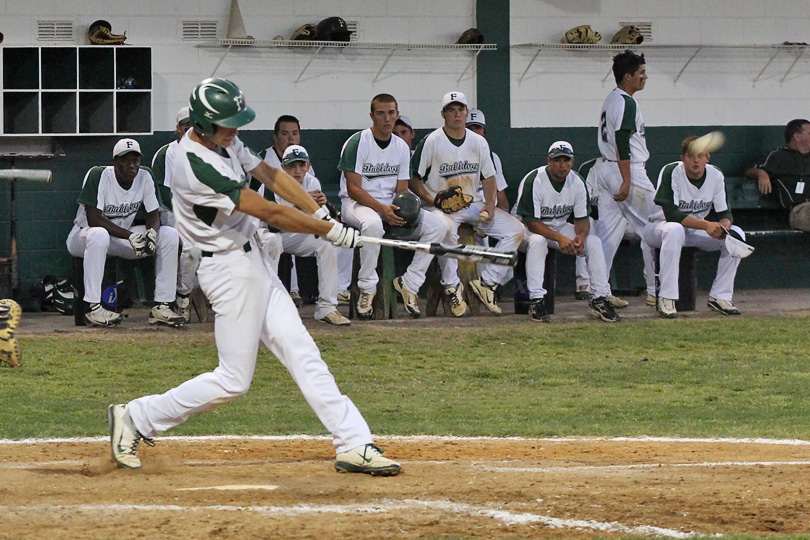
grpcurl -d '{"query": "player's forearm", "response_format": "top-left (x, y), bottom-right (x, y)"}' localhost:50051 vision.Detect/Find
top-left (482, 176), bottom-right (498, 209)
top-left (86, 208), bottom-right (132, 239)
top-left (408, 176), bottom-right (434, 205)
top-left (573, 218), bottom-right (590, 238)
top-left (236, 188), bottom-right (330, 236)
top-left (617, 159), bottom-right (632, 185)
top-left (527, 220), bottom-right (563, 242)
top-left (145, 211), bottom-right (160, 232)
top-left (346, 181), bottom-right (387, 214)
top-left (250, 161), bottom-right (319, 214)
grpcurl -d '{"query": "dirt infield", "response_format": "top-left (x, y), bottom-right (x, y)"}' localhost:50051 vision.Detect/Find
top-left (2, 436), bottom-right (810, 539)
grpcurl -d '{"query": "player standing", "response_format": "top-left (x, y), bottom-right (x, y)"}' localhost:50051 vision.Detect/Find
top-left (596, 50), bottom-right (657, 305)
top-left (107, 78), bottom-right (400, 476)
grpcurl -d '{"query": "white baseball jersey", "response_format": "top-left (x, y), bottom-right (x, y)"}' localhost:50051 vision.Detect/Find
top-left (170, 133), bottom-right (262, 253)
top-left (598, 88), bottom-right (650, 166)
top-left (476, 151), bottom-right (507, 201)
top-left (338, 128), bottom-right (411, 205)
top-left (73, 166), bottom-right (159, 230)
top-left (412, 128), bottom-right (496, 202)
top-left (650, 162), bottom-right (729, 222)
top-left (152, 141), bottom-right (179, 190)
top-left (514, 166), bottom-right (589, 230)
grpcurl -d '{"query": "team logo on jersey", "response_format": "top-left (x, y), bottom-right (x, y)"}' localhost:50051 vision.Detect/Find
top-left (678, 199), bottom-right (711, 214)
top-left (540, 204), bottom-right (574, 220)
top-left (362, 163), bottom-right (399, 179)
top-left (104, 201), bottom-right (142, 218)
top-left (439, 160), bottom-right (479, 179)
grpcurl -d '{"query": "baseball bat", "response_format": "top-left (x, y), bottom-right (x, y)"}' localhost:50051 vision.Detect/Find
top-left (359, 236), bottom-right (518, 267)
top-left (0, 169), bottom-right (52, 183)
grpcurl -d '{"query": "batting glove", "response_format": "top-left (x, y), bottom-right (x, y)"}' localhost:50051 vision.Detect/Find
top-left (325, 222), bottom-right (362, 249)
top-left (129, 232), bottom-right (149, 258)
top-left (144, 228), bottom-right (157, 255)
top-left (313, 205), bottom-right (331, 221)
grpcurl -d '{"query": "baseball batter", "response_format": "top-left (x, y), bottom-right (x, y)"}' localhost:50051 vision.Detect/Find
top-left (596, 50), bottom-right (656, 304)
top-left (410, 91), bottom-right (524, 316)
top-left (644, 136), bottom-right (744, 318)
top-left (108, 78), bottom-right (400, 477)
top-left (513, 141), bottom-right (620, 323)
top-left (66, 139), bottom-right (183, 328)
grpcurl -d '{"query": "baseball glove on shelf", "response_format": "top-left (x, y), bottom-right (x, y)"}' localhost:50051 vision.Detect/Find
top-left (88, 19), bottom-right (127, 45)
top-left (434, 185), bottom-right (474, 214)
top-left (290, 23), bottom-right (318, 41)
top-left (562, 25), bottom-right (601, 44)
top-left (611, 25), bottom-right (644, 44)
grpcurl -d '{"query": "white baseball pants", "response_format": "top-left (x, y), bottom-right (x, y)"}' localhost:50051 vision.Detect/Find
top-left (643, 222), bottom-right (744, 302)
top-left (127, 240), bottom-right (373, 454)
top-left (66, 225), bottom-right (179, 304)
top-left (280, 232), bottom-right (339, 319)
top-left (519, 222), bottom-right (610, 300)
top-left (337, 247), bottom-right (354, 292)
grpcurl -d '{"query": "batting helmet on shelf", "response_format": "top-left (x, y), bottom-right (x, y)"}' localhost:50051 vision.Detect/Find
top-left (389, 192), bottom-right (423, 239)
top-left (315, 16), bottom-right (353, 42)
top-left (456, 28), bottom-right (484, 44)
top-left (611, 25), bottom-right (644, 44)
top-left (290, 23), bottom-right (318, 41)
top-left (188, 78), bottom-right (255, 137)
top-left (87, 19), bottom-right (127, 45)
top-left (562, 25), bottom-right (601, 44)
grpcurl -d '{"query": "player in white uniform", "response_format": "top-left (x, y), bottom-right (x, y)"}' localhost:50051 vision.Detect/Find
top-left (643, 136), bottom-right (745, 318)
top-left (410, 91), bottom-right (524, 316)
top-left (596, 50), bottom-right (657, 306)
top-left (151, 106), bottom-right (200, 322)
top-left (513, 142), bottom-right (620, 323)
top-left (258, 144), bottom-right (350, 326)
top-left (107, 78), bottom-right (400, 477)
top-left (339, 93), bottom-right (448, 319)
top-left (66, 139), bottom-right (183, 328)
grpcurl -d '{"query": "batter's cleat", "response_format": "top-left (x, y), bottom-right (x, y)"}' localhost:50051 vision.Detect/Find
top-left (317, 310), bottom-right (351, 326)
top-left (85, 303), bottom-right (125, 327)
top-left (0, 299), bottom-right (22, 335)
top-left (290, 290), bottom-right (303, 308)
top-left (657, 297), bottom-right (678, 319)
top-left (607, 294), bottom-right (629, 309)
top-left (529, 297), bottom-right (551, 323)
top-left (356, 290), bottom-right (375, 320)
top-left (174, 294), bottom-right (191, 323)
top-left (337, 290), bottom-right (351, 305)
top-left (708, 297), bottom-right (741, 316)
top-left (393, 276), bottom-right (421, 318)
top-left (589, 296), bottom-right (621, 322)
top-left (469, 279), bottom-right (502, 315)
top-left (335, 443), bottom-right (401, 476)
top-left (443, 283), bottom-right (468, 317)
top-left (149, 303), bottom-right (185, 327)
top-left (574, 284), bottom-right (592, 300)
top-left (646, 293), bottom-right (657, 307)
top-left (107, 404), bottom-right (155, 469)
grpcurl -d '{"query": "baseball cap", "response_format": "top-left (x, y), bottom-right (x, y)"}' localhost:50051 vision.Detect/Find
top-left (467, 108), bottom-right (486, 127)
top-left (395, 115), bottom-right (413, 130)
top-left (441, 91), bottom-right (468, 110)
top-left (547, 141), bottom-right (574, 159)
top-left (113, 138), bottom-right (142, 158)
top-left (282, 144), bottom-right (310, 165)
top-left (176, 106), bottom-right (190, 125)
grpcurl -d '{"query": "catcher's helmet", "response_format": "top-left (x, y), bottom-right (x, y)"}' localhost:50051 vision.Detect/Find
top-left (316, 16), bottom-right (352, 42)
top-left (189, 78), bottom-right (255, 137)
top-left (389, 192), bottom-right (423, 239)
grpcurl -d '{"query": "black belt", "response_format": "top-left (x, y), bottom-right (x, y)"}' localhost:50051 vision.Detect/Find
top-left (201, 242), bottom-right (251, 258)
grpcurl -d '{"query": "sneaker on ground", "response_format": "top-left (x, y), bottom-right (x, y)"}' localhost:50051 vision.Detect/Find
top-left (107, 404), bottom-right (155, 469)
top-left (708, 297), bottom-right (741, 316)
top-left (646, 293), bottom-right (657, 307)
top-left (175, 294), bottom-right (191, 323)
top-left (290, 290), bottom-right (303, 308)
top-left (356, 290), bottom-right (375, 320)
top-left (334, 443), bottom-right (401, 476)
top-left (657, 297), bottom-right (677, 319)
top-left (337, 290), bottom-right (351, 305)
top-left (589, 296), bottom-right (621, 322)
top-left (85, 303), bottom-right (125, 327)
top-left (469, 279), bottom-right (502, 315)
top-left (606, 294), bottom-right (629, 309)
top-left (317, 310), bottom-right (351, 326)
top-left (574, 284), bottom-right (591, 300)
top-left (393, 276), bottom-right (421, 318)
top-left (149, 303), bottom-right (185, 327)
top-left (529, 297), bottom-right (551, 323)
top-left (443, 283), bottom-right (468, 317)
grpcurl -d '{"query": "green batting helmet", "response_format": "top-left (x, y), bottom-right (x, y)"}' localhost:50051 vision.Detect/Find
top-left (389, 191), bottom-right (423, 239)
top-left (189, 78), bottom-right (255, 137)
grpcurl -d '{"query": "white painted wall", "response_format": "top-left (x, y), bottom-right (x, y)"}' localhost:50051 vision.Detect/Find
top-left (511, 0), bottom-right (810, 128)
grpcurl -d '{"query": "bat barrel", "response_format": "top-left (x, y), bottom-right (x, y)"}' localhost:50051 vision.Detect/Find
top-left (0, 169), bottom-right (52, 183)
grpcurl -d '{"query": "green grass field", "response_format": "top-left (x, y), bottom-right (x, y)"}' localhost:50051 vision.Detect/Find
top-left (3, 314), bottom-right (810, 441)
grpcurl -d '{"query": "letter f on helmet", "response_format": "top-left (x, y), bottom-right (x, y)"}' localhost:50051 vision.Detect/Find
top-left (189, 78), bottom-right (256, 137)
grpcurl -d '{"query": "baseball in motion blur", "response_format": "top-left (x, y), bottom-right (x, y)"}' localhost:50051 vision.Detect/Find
top-left (690, 131), bottom-right (725, 154)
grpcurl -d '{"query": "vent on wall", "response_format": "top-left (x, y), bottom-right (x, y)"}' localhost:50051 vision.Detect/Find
top-left (346, 20), bottom-right (358, 42)
top-left (37, 21), bottom-right (73, 41)
top-left (618, 21), bottom-right (653, 42)
top-left (182, 20), bottom-right (218, 41)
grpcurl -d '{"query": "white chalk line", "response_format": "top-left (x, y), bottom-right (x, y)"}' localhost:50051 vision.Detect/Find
top-left (0, 499), bottom-right (701, 538)
top-left (481, 460), bottom-right (810, 473)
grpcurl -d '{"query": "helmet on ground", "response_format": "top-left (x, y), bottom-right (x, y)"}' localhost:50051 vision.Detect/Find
top-left (316, 16), bottom-right (352, 42)
top-left (189, 78), bottom-right (255, 137)
top-left (389, 192), bottom-right (423, 239)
